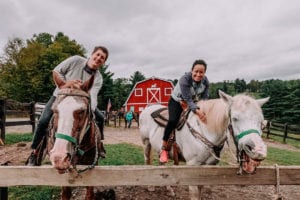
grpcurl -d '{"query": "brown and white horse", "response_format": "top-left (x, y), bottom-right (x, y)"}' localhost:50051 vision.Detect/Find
top-left (48, 73), bottom-right (101, 200)
top-left (139, 90), bottom-right (269, 197)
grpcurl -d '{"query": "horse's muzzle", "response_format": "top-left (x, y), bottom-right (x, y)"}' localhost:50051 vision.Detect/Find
top-left (50, 152), bottom-right (71, 174)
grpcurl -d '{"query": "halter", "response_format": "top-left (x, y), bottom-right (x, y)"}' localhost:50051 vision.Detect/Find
top-left (227, 105), bottom-right (261, 174)
top-left (53, 89), bottom-right (99, 174)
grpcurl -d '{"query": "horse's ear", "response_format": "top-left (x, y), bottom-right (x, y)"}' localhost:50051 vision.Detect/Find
top-left (53, 71), bottom-right (66, 88)
top-left (256, 97), bottom-right (270, 107)
top-left (218, 90), bottom-right (233, 104)
top-left (80, 75), bottom-right (94, 92)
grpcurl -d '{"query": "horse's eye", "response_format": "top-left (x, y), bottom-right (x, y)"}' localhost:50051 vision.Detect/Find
top-left (232, 117), bottom-right (238, 122)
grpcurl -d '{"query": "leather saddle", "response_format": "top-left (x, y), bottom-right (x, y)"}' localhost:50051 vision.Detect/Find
top-left (150, 107), bottom-right (190, 130)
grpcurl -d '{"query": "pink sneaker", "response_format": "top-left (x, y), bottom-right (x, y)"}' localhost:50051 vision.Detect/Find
top-left (159, 150), bottom-right (168, 163)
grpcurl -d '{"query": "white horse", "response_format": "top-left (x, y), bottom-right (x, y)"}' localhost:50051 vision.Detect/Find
top-left (140, 90), bottom-right (269, 172)
top-left (140, 90), bottom-right (269, 198)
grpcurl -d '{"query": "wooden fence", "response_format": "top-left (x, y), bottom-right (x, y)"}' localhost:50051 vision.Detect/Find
top-left (264, 120), bottom-right (300, 143)
top-left (0, 165), bottom-right (299, 199)
top-left (0, 99), bottom-right (45, 143)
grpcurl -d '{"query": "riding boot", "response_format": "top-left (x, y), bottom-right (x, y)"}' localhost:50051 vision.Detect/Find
top-left (99, 141), bottom-right (106, 158)
top-left (159, 140), bottom-right (169, 163)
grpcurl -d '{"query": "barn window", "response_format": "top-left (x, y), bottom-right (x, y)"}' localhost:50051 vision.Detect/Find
top-left (165, 87), bottom-right (172, 96)
top-left (135, 88), bottom-right (143, 96)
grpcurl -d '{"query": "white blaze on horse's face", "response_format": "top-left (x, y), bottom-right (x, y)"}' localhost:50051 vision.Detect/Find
top-left (49, 96), bottom-right (86, 172)
top-left (219, 90), bottom-right (269, 173)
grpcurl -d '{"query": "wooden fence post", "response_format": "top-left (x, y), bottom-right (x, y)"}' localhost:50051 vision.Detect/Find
top-left (0, 99), bottom-right (8, 200)
top-left (0, 187), bottom-right (8, 200)
top-left (29, 101), bottom-right (36, 133)
top-left (266, 120), bottom-right (271, 138)
top-left (283, 123), bottom-right (288, 143)
top-left (0, 99), bottom-right (6, 143)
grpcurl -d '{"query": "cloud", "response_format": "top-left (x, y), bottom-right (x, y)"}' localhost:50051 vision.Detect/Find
top-left (0, 0), bottom-right (299, 83)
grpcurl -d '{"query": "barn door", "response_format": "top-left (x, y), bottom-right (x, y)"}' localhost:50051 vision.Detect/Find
top-left (147, 88), bottom-right (161, 104)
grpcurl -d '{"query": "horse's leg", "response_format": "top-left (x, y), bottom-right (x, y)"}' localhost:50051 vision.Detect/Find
top-left (85, 186), bottom-right (94, 200)
top-left (143, 138), bottom-right (152, 165)
top-left (189, 185), bottom-right (203, 200)
top-left (61, 187), bottom-right (72, 200)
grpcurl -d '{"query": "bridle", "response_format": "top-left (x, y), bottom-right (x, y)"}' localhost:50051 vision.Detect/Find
top-left (227, 105), bottom-right (261, 174)
top-left (52, 89), bottom-right (99, 174)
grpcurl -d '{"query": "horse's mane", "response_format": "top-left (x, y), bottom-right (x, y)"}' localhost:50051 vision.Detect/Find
top-left (197, 98), bottom-right (229, 134)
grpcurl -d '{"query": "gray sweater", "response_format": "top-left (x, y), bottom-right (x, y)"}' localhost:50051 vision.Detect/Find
top-left (53, 55), bottom-right (103, 111)
top-left (171, 72), bottom-right (209, 112)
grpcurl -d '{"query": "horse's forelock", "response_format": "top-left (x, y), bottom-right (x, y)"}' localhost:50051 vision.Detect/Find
top-left (232, 94), bottom-right (262, 112)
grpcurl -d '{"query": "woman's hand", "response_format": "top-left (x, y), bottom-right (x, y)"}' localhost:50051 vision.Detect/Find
top-left (195, 109), bottom-right (207, 124)
top-left (180, 101), bottom-right (188, 110)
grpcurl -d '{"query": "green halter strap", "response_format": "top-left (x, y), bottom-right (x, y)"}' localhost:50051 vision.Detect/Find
top-left (55, 133), bottom-right (85, 156)
top-left (235, 129), bottom-right (260, 142)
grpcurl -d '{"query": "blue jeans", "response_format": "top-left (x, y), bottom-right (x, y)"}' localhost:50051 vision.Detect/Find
top-left (31, 96), bottom-right (56, 149)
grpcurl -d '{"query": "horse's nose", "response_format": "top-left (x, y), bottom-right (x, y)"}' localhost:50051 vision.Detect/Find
top-left (50, 152), bottom-right (71, 172)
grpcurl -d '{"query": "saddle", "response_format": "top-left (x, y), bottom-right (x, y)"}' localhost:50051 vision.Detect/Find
top-left (151, 107), bottom-right (190, 164)
top-left (150, 107), bottom-right (190, 130)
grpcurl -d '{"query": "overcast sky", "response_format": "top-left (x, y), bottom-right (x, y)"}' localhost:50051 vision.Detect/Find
top-left (1, 0), bottom-right (300, 82)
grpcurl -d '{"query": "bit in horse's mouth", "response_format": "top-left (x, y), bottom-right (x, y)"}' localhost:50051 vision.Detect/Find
top-left (57, 169), bottom-right (67, 174)
top-left (241, 151), bottom-right (262, 174)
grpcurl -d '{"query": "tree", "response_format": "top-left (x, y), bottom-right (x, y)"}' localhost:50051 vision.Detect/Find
top-left (234, 78), bottom-right (247, 93)
top-left (98, 64), bottom-right (114, 110)
top-left (0, 32), bottom-right (85, 102)
top-left (129, 71), bottom-right (146, 89)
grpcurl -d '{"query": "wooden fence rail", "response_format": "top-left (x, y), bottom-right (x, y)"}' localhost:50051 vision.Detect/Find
top-left (0, 165), bottom-right (300, 187)
top-left (264, 120), bottom-right (300, 143)
top-left (0, 99), bottom-right (45, 143)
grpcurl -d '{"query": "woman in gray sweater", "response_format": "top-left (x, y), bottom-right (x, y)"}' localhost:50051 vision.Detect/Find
top-left (26, 46), bottom-right (109, 166)
top-left (160, 59), bottom-right (210, 163)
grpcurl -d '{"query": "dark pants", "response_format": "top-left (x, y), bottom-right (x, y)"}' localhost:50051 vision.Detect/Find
top-left (31, 96), bottom-right (105, 149)
top-left (162, 97), bottom-right (183, 141)
top-left (127, 119), bottom-right (132, 128)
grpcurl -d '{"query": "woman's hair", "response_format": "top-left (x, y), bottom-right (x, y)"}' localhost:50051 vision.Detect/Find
top-left (92, 46), bottom-right (109, 61)
top-left (192, 59), bottom-right (207, 71)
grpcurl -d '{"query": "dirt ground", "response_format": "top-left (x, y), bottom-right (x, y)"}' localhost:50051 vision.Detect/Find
top-left (1, 123), bottom-right (300, 200)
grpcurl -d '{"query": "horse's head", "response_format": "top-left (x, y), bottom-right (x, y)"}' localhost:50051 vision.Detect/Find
top-left (219, 90), bottom-right (269, 174)
top-left (49, 72), bottom-right (94, 174)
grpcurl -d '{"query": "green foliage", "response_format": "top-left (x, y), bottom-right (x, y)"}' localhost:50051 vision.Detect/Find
top-left (98, 64), bottom-right (115, 110)
top-left (129, 71), bottom-right (146, 89)
top-left (9, 186), bottom-right (60, 200)
top-left (0, 32), bottom-right (85, 102)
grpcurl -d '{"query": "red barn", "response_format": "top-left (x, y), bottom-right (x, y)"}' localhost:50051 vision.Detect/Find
top-left (124, 77), bottom-right (174, 113)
